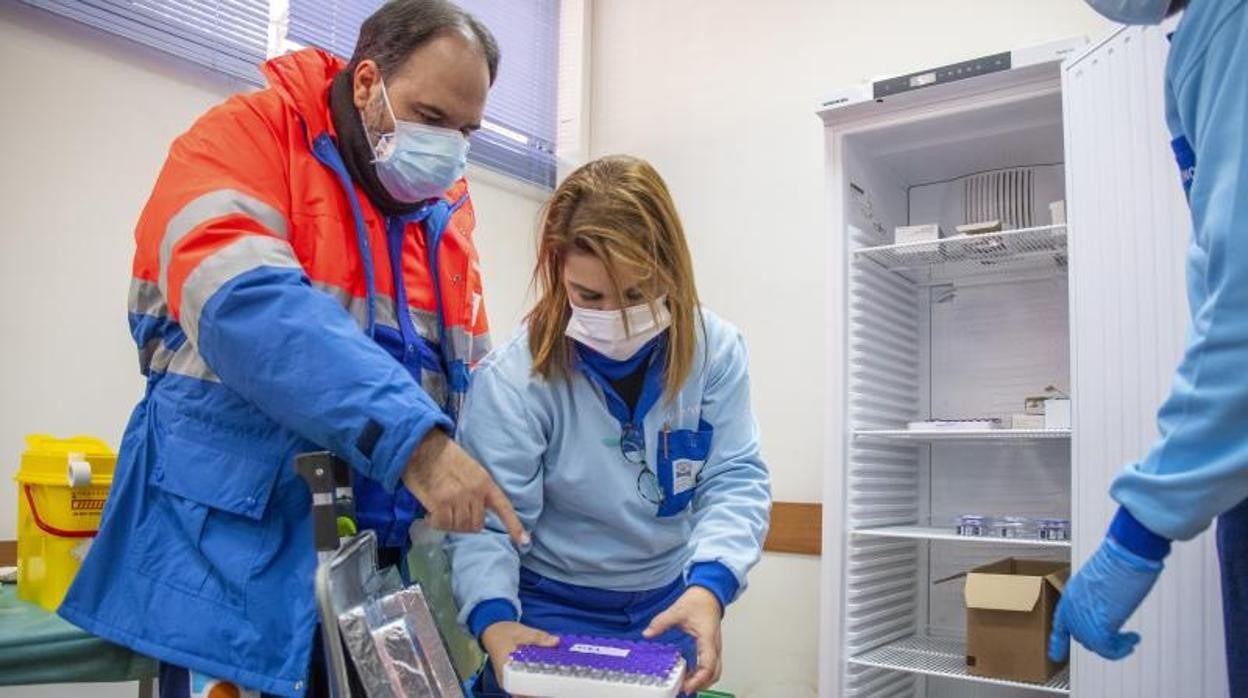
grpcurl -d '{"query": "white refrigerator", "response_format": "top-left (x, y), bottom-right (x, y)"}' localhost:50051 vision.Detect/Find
top-left (818, 25), bottom-right (1228, 698)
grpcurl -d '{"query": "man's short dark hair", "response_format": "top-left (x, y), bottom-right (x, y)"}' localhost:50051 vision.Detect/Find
top-left (348, 0), bottom-right (500, 84)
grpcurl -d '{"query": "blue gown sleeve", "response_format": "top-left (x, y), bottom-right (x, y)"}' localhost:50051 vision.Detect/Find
top-left (445, 360), bottom-right (547, 628)
top-left (1111, 3), bottom-right (1248, 540)
top-left (685, 330), bottom-right (772, 601)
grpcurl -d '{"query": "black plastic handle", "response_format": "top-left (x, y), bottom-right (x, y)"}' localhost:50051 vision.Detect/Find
top-left (295, 451), bottom-right (344, 553)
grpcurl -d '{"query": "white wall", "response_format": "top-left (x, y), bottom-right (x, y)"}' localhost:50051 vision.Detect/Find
top-left (588, 1), bottom-right (1111, 695)
top-left (0, 0), bottom-right (542, 549)
top-left (0, 1), bottom-right (225, 537)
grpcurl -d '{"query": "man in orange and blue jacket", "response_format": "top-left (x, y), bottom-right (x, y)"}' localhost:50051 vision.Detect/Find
top-left (58, 2), bottom-right (526, 696)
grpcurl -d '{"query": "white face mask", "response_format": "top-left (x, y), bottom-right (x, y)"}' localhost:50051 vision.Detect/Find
top-left (566, 296), bottom-right (672, 361)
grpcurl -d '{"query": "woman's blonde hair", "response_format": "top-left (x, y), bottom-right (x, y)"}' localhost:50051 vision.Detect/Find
top-left (527, 155), bottom-right (702, 400)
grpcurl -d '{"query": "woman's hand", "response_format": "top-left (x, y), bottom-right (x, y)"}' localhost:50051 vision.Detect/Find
top-left (643, 586), bottom-right (723, 694)
top-left (480, 621), bottom-right (560, 689)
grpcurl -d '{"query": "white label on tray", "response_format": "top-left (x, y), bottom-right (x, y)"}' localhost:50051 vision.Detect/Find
top-left (569, 643), bottom-right (630, 658)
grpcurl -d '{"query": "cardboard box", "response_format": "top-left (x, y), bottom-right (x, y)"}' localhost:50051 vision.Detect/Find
top-left (950, 558), bottom-right (1070, 684)
top-left (956, 219), bottom-right (1004, 235)
top-left (957, 220), bottom-right (1007, 255)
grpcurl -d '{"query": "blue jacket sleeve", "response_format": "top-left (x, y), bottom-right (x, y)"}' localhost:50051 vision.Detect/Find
top-left (685, 329), bottom-right (772, 603)
top-left (445, 358), bottom-right (547, 628)
top-left (1110, 3), bottom-right (1248, 541)
top-left (198, 266), bottom-right (452, 491)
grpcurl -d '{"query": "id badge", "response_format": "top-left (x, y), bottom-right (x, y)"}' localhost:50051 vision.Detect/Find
top-left (672, 458), bottom-right (703, 495)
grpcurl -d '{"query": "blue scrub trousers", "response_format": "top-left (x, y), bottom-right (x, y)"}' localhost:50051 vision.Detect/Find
top-left (474, 568), bottom-right (698, 698)
top-left (1219, 497), bottom-right (1248, 698)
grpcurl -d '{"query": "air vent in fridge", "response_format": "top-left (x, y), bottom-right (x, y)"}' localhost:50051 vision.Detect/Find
top-left (963, 168), bottom-right (1036, 229)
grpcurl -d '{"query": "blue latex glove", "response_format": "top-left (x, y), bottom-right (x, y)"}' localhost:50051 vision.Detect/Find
top-left (1049, 536), bottom-right (1164, 661)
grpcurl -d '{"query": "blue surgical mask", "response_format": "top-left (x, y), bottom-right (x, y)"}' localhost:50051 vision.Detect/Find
top-left (362, 80), bottom-right (469, 203)
top-left (1084, 0), bottom-right (1172, 24)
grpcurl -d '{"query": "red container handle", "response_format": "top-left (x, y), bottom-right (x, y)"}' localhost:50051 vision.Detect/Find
top-left (22, 484), bottom-right (98, 539)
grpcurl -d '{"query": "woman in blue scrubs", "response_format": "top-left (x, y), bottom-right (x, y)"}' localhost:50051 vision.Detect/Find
top-left (446, 155), bottom-right (772, 696)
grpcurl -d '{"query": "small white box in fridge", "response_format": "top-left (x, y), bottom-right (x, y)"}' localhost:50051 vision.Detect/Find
top-left (1044, 398), bottom-right (1071, 429)
top-left (1011, 414), bottom-right (1046, 430)
top-left (894, 224), bottom-right (942, 257)
top-left (1049, 200), bottom-right (1067, 226)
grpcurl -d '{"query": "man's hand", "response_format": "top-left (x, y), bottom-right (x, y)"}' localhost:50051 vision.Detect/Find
top-left (481, 621), bottom-right (559, 690)
top-left (401, 429), bottom-right (528, 546)
top-left (643, 586), bottom-right (723, 694)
